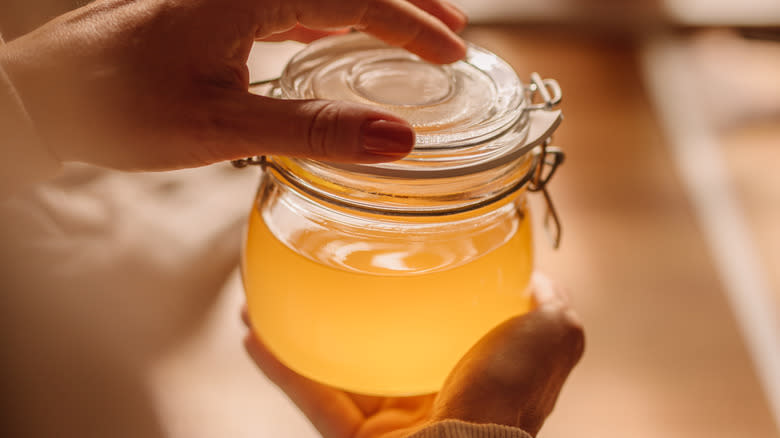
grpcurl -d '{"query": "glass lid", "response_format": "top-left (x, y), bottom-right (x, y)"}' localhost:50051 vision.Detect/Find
top-left (238, 36), bottom-right (563, 235)
top-left (279, 33), bottom-right (527, 148)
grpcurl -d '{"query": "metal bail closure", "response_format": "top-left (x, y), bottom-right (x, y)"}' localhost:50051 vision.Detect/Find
top-left (232, 155), bottom-right (267, 169)
top-left (526, 72), bottom-right (562, 111)
top-left (528, 141), bottom-right (565, 249)
top-left (524, 73), bottom-right (565, 249)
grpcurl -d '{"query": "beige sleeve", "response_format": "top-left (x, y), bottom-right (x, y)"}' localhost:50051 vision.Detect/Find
top-left (0, 32), bottom-right (61, 198)
top-left (407, 420), bottom-right (534, 438)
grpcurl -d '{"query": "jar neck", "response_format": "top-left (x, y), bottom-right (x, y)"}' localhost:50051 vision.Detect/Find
top-left (264, 154), bottom-right (534, 220)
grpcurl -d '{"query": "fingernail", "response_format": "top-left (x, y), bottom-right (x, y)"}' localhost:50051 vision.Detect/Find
top-left (531, 272), bottom-right (566, 308)
top-left (361, 120), bottom-right (415, 157)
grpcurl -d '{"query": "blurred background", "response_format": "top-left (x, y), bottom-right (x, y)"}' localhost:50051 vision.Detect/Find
top-left (1, 1), bottom-right (779, 437)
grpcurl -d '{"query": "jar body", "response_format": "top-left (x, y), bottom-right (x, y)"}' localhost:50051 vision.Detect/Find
top-left (241, 170), bottom-right (534, 396)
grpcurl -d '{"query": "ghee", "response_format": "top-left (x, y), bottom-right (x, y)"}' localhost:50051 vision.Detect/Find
top-left (242, 200), bottom-right (533, 395)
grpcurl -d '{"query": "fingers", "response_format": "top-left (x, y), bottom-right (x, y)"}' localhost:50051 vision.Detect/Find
top-left (406, 0), bottom-right (468, 33)
top-left (433, 274), bottom-right (584, 436)
top-left (257, 0), bottom-right (467, 64)
top-left (242, 322), bottom-right (364, 438)
top-left (346, 393), bottom-right (385, 417)
top-left (257, 24), bottom-right (350, 43)
top-left (345, 0), bottom-right (467, 64)
top-left (202, 90), bottom-right (415, 163)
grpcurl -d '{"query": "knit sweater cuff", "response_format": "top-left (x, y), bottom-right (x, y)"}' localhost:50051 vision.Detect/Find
top-left (407, 420), bottom-right (534, 438)
top-left (0, 33), bottom-right (62, 197)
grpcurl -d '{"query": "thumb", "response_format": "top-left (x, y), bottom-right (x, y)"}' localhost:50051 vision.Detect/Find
top-left (205, 91), bottom-right (415, 163)
top-left (432, 274), bottom-right (585, 436)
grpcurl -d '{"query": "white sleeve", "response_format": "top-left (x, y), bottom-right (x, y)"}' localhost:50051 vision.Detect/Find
top-left (406, 420), bottom-right (534, 438)
top-left (0, 32), bottom-right (61, 198)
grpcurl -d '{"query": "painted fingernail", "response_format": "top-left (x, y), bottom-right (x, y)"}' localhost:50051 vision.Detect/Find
top-left (361, 120), bottom-right (415, 157)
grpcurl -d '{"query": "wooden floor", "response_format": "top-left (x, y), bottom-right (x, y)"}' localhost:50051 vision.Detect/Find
top-left (461, 26), bottom-right (778, 438)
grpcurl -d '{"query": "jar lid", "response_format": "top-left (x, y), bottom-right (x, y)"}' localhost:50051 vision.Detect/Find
top-left (279, 33), bottom-right (526, 149)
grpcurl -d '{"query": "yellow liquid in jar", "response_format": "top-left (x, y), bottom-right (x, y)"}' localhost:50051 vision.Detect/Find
top-left (242, 203), bottom-right (533, 396)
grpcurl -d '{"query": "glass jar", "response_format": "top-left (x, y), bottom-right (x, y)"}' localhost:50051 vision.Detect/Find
top-left (236, 34), bottom-right (565, 396)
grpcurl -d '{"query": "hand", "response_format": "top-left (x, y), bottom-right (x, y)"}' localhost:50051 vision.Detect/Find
top-left (0, 0), bottom-right (467, 170)
top-left (242, 273), bottom-right (585, 438)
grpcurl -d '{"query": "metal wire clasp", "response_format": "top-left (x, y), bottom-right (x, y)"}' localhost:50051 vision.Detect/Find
top-left (522, 73), bottom-right (565, 249)
top-left (525, 73), bottom-right (565, 249)
top-left (526, 72), bottom-right (562, 112)
top-left (231, 155), bottom-right (268, 169)
top-left (529, 142), bottom-right (565, 249)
